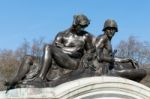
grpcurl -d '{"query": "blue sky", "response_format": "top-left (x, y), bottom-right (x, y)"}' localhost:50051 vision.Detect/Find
top-left (0, 0), bottom-right (150, 50)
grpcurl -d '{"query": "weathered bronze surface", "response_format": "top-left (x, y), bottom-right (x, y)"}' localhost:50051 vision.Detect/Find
top-left (4, 17), bottom-right (146, 92)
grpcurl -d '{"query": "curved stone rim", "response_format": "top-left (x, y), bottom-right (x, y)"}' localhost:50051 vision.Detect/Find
top-left (53, 76), bottom-right (150, 99)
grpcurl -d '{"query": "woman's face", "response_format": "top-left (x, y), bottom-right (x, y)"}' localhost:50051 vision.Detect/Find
top-left (75, 16), bottom-right (89, 32)
top-left (75, 24), bottom-right (88, 33)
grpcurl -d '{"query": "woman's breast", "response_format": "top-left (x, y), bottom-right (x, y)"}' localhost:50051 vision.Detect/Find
top-left (64, 36), bottom-right (85, 48)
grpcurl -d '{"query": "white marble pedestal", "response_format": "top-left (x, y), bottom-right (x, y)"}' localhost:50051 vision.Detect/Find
top-left (0, 76), bottom-right (150, 99)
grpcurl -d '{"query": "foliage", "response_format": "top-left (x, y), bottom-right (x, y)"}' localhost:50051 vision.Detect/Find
top-left (116, 36), bottom-right (150, 65)
top-left (0, 49), bottom-right (19, 80)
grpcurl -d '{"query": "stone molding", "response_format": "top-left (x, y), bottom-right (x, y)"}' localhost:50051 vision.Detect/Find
top-left (0, 76), bottom-right (150, 99)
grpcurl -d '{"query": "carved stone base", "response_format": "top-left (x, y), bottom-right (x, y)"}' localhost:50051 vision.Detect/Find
top-left (0, 76), bottom-right (150, 99)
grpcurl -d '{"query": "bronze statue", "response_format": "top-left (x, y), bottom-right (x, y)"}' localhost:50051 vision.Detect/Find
top-left (4, 17), bottom-right (146, 92)
top-left (34, 14), bottom-right (94, 82)
top-left (4, 14), bottom-right (94, 90)
top-left (4, 14), bottom-right (94, 89)
top-left (95, 19), bottom-right (146, 81)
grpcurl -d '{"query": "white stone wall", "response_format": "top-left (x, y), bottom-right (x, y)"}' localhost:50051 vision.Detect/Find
top-left (0, 76), bottom-right (150, 99)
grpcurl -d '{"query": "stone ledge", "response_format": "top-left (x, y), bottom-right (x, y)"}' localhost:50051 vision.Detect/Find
top-left (0, 76), bottom-right (150, 99)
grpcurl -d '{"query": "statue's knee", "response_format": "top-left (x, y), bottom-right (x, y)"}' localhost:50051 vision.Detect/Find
top-left (43, 44), bottom-right (53, 51)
